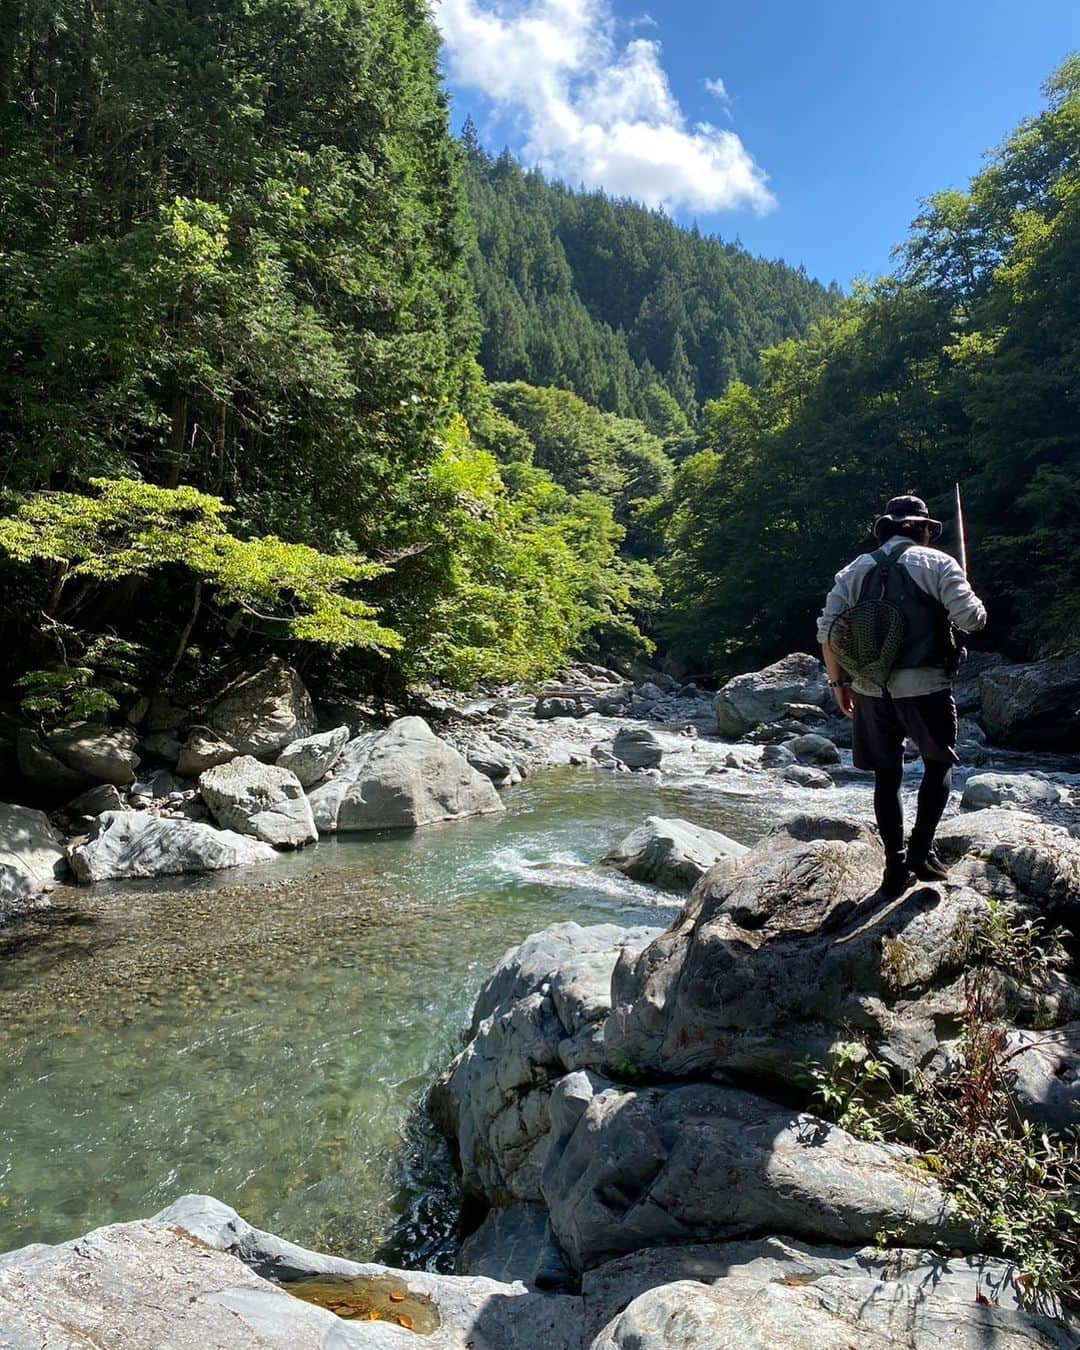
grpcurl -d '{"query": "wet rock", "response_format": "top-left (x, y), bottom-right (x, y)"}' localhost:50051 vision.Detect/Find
top-left (275, 725), bottom-right (350, 789)
top-left (200, 756), bottom-right (317, 849)
top-left (604, 822), bottom-right (1000, 1085)
top-left (535, 696), bottom-right (587, 720)
top-left (714, 653), bottom-right (829, 739)
top-left (785, 732), bottom-right (841, 767)
top-left (69, 810), bottom-right (277, 882)
top-left (456, 1204), bottom-right (574, 1291)
top-left (611, 728), bottom-right (662, 770)
top-left (783, 763), bottom-right (832, 788)
top-left (209, 658), bottom-right (316, 758)
top-left (722, 747), bottom-right (758, 771)
top-left (309, 717), bottom-right (504, 833)
top-left (429, 923), bottom-right (662, 1204)
top-left (175, 725), bottom-right (237, 778)
top-left (541, 1072), bottom-right (972, 1272)
top-left (67, 783), bottom-right (127, 816)
top-left (1005, 1023), bottom-right (1080, 1133)
top-left (603, 816), bottom-right (747, 892)
top-left (980, 654), bottom-right (1080, 751)
top-left (961, 771), bottom-right (1063, 811)
top-left (760, 743), bottom-right (796, 769)
top-left (48, 724), bottom-right (141, 785)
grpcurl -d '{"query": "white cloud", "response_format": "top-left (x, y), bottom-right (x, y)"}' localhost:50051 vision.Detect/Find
top-left (436, 0), bottom-right (775, 216)
top-left (628, 12), bottom-right (658, 29)
top-left (704, 75), bottom-right (729, 104)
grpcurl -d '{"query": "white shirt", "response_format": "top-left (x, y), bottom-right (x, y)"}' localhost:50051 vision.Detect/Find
top-left (817, 536), bottom-right (987, 698)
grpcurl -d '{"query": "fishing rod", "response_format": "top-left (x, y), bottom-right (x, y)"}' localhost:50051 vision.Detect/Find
top-left (954, 482), bottom-right (968, 576)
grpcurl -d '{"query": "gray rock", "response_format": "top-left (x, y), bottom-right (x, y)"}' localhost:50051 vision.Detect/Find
top-left (0, 1193), bottom-right (585, 1350)
top-left (535, 696), bottom-right (586, 720)
top-left (461, 736), bottom-right (519, 786)
top-left (176, 725), bottom-right (238, 778)
top-left (783, 763), bottom-right (832, 788)
top-left (132, 768), bottom-right (183, 800)
top-left (0, 801), bottom-right (67, 880)
top-left (580, 1237), bottom-right (1065, 1347)
top-left (16, 727), bottom-right (89, 797)
top-left (785, 732), bottom-right (841, 766)
top-left (722, 747), bottom-right (758, 770)
top-left (1005, 1023), bottom-right (1079, 1133)
top-left (199, 756), bottom-right (317, 849)
top-left (781, 701), bottom-right (830, 723)
top-left (760, 742), bottom-right (796, 768)
top-left (143, 696), bottom-right (187, 733)
top-left (456, 1204), bottom-right (574, 1291)
top-left (961, 771), bottom-right (1063, 811)
top-left (611, 728), bottom-right (662, 770)
top-left (636, 681), bottom-right (666, 703)
top-left (141, 730), bottom-right (182, 764)
top-left (603, 817), bottom-right (747, 892)
top-left (276, 725), bottom-right (350, 788)
top-left (605, 823), bottom-right (999, 1085)
top-left (935, 810), bottom-right (1080, 932)
top-left (67, 783), bottom-right (127, 816)
top-left (980, 655), bottom-right (1080, 751)
top-left (209, 658), bottom-right (316, 758)
top-left (70, 810), bottom-right (278, 882)
top-left (952, 650), bottom-right (1013, 716)
top-left (308, 718), bottom-right (504, 834)
top-left (542, 1072), bottom-right (973, 1272)
top-left (956, 717), bottom-right (990, 766)
top-left (430, 923), bottom-right (662, 1204)
top-left (714, 653), bottom-right (829, 738)
top-left (48, 723), bottom-right (141, 785)
top-left (0, 857), bottom-right (43, 921)
top-left (588, 1264), bottom-right (1074, 1349)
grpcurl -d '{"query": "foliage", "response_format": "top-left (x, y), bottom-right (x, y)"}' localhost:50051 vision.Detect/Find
top-left (804, 904), bottom-right (1079, 1302)
top-left (462, 129), bottom-right (839, 423)
top-left (656, 59), bottom-right (1080, 672)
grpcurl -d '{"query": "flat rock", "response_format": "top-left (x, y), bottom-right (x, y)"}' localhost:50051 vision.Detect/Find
top-left (542, 1071), bottom-right (973, 1272)
top-left (611, 728), bottom-right (662, 770)
top-left (276, 725), bottom-right (350, 788)
top-left (980, 654), bottom-right (1080, 751)
top-left (70, 810), bottom-right (277, 883)
top-left (604, 820), bottom-right (1000, 1084)
top-left (961, 771), bottom-right (1063, 811)
top-left (200, 756), bottom-right (317, 848)
top-left (209, 658), bottom-right (316, 758)
top-left (603, 816), bottom-right (747, 892)
top-left (48, 723), bottom-right (141, 785)
top-left (714, 653), bottom-right (829, 739)
top-left (308, 717), bottom-right (504, 833)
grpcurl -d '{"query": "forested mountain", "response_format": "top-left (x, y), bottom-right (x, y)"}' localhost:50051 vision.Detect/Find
top-left (462, 126), bottom-right (840, 426)
top-left (657, 58), bottom-right (1080, 672)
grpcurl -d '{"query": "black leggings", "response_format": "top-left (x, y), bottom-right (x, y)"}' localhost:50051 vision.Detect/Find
top-left (873, 759), bottom-right (953, 857)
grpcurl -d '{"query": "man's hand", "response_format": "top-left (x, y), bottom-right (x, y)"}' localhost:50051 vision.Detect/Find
top-left (833, 683), bottom-right (856, 719)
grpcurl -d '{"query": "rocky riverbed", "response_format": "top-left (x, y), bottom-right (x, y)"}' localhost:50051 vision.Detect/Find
top-left (0, 650), bottom-right (1077, 1346)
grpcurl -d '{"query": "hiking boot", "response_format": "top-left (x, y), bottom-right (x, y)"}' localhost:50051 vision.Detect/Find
top-left (908, 845), bottom-right (948, 882)
top-left (880, 852), bottom-right (914, 898)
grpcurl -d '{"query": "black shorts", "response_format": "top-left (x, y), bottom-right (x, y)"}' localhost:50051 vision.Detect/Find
top-left (852, 689), bottom-right (959, 772)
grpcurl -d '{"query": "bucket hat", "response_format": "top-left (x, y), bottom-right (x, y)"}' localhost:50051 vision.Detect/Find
top-left (873, 494), bottom-right (942, 542)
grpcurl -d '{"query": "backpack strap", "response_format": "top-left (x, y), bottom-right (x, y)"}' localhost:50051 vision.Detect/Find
top-left (864, 538), bottom-right (915, 598)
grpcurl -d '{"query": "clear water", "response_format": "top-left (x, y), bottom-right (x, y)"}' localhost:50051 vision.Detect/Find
top-left (0, 767), bottom-right (782, 1264)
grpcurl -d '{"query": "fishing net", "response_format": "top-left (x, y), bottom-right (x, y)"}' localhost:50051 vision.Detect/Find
top-left (828, 599), bottom-right (906, 688)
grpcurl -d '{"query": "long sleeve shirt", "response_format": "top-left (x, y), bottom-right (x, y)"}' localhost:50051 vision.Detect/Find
top-left (817, 535), bottom-right (987, 698)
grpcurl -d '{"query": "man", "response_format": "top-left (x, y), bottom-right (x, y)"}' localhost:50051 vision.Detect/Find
top-left (818, 494), bottom-right (987, 896)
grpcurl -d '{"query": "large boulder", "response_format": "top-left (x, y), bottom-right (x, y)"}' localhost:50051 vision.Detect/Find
top-left (604, 818), bottom-right (1004, 1085)
top-left (952, 649), bottom-right (1013, 716)
top-left (979, 654), bottom-right (1080, 751)
top-left (541, 1071), bottom-right (972, 1272)
top-left (456, 1203), bottom-right (574, 1290)
top-left (0, 801), bottom-right (66, 882)
top-left (175, 725), bottom-right (238, 778)
top-left (275, 725), bottom-right (350, 789)
top-left (68, 783), bottom-right (127, 816)
top-left (69, 810), bottom-right (277, 883)
top-left (199, 756), bottom-right (317, 848)
top-left (535, 695), bottom-right (587, 720)
top-left (611, 728), bottom-right (662, 770)
top-left (935, 810), bottom-right (1080, 934)
top-left (603, 817), bottom-right (747, 892)
top-left (429, 923), bottom-right (662, 1204)
top-left (16, 727), bottom-right (90, 797)
top-left (714, 653), bottom-right (829, 739)
top-left (208, 658), bottom-right (316, 758)
top-left (960, 771), bottom-right (1063, 811)
top-left (308, 717), bottom-right (504, 833)
top-left (47, 723), bottom-right (141, 785)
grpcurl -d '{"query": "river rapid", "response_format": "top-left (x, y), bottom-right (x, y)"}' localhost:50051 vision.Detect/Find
top-left (0, 731), bottom-right (1066, 1269)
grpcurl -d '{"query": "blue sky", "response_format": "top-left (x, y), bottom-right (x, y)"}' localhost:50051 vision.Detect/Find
top-left (436, 0), bottom-right (1080, 287)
